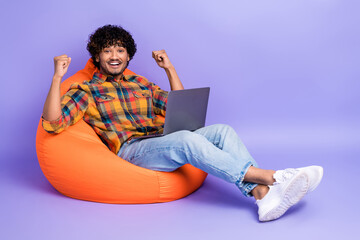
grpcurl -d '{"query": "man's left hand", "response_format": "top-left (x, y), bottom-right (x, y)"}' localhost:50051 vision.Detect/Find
top-left (152, 50), bottom-right (174, 69)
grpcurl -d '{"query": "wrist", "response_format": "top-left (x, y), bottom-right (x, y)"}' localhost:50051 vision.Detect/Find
top-left (164, 66), bottom-right (176, 77)
top-left (52, 75), bottom-right (63, 82)
top-left (164, 65), bottom-right (175, 72)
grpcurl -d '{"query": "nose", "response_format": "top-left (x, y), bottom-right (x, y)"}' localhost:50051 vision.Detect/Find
top-left (110, 50), bottom-right (119, 59)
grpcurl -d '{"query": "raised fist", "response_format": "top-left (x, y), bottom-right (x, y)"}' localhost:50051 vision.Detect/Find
top-left (53, 54), bottom-right (71, 78)
top-left (152, 50), bottom-right (173, 69)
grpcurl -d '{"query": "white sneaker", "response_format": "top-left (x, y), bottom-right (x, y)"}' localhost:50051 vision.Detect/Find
top-left (256, 166), bottom-right (323, 222)
top-left (297, 166), bottom-right (323, 192)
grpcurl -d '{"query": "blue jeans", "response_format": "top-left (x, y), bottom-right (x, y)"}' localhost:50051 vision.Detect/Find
top-left (117, 124), bottom-right (258, 197)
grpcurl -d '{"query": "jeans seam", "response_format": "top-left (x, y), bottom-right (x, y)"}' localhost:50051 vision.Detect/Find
top-left (235, 161), bottom-right (257, 197)
top-left (236, 161), bottom-right (253, 186)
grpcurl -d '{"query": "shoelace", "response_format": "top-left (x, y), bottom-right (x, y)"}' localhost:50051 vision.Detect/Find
top-left (273, 168), bottom-right (298, 185)
top-left (255, 168), bottom-right (298, 205)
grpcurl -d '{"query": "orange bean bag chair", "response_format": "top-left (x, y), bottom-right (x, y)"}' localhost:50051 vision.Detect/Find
top-left (36, 59), bottom-right (207, 204)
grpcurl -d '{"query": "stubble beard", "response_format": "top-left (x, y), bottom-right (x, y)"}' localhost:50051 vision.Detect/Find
top-left (100, 61), bottom-right (129, 78)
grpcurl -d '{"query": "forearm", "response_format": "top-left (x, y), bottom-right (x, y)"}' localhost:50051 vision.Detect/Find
top-left (165, 66), bottom-right (184, 91)
top-left (42, 76), bottom-right (62, 121)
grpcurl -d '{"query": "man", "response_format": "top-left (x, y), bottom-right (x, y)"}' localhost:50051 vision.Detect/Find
top-left (42, 25), bottom-right (323, 222)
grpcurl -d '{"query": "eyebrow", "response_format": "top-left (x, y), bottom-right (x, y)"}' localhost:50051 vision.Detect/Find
top-left (103, 45), bottom-right (126, 50)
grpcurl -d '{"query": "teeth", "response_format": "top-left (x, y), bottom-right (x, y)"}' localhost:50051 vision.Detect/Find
top-left (110, 62), bottom-right (120, 65)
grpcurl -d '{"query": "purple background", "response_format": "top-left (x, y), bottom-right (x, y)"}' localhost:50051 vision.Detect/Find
top-left (1, 0), bottom-right (359, 239)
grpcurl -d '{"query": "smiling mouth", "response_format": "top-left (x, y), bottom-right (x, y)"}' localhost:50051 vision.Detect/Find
top-left (108, 62), bottom-right (121, 67)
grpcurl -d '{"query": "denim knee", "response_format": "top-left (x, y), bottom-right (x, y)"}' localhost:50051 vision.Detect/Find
top-left (171, 130), bottom-right (207, 150)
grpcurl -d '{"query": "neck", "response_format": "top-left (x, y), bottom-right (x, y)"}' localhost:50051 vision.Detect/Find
top-left (113, 74), bottom-right (123, 81)
top-left (99, 70), bottom-right (123, 81)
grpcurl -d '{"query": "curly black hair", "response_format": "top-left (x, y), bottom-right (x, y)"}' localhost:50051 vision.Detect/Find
top-left (87, 25), bottom-right (137, 69)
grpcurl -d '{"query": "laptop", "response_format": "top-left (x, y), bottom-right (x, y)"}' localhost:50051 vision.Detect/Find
top-left (132, 87), bottom-right (210, 140)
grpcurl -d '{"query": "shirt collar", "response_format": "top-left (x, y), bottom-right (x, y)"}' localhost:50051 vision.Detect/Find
top-left (92, 72), bottom-right (129, 84)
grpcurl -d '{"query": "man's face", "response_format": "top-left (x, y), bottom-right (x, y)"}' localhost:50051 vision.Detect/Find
top-left (96, 45), bottom-right (130, 78)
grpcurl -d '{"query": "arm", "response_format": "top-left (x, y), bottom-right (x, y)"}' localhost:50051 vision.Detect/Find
top-left (152, 50), bottom-right (184, 91)
top-left (42, 55), bottom-right (71, 121)
top-left (42, 55), bottom-right (89, 134)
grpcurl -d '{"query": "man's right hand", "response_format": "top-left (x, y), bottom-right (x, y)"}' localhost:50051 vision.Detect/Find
top-left (43, 55), bottom-right (71, 121)
top-left (53, 55), bottom-right (71, 79)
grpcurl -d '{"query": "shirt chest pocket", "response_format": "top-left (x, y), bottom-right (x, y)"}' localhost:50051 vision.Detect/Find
top-left (94, 94), bottom-right (121, 120)
top-left (131, 90), bottom-right (152, 115)
top-left (95, 94), bottom-right (115, 102)
top-left (133, 90), bottom-right (151, 99)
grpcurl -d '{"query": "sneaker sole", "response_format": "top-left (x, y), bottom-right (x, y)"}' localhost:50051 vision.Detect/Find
top-left (260, 172), bottom-right (310, 222)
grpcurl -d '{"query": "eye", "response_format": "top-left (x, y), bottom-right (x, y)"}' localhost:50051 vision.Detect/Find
top-left (118, 49), bottom-right (124, 53)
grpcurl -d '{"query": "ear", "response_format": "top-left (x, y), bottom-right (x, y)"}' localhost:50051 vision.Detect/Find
top-left (127, 54), bottom-right (130, 62)
top-left (95, 55), bottom-right (99, 62)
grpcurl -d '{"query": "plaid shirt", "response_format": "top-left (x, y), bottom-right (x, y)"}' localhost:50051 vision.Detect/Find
top-left (42, 73), bottom-right (168, 154)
